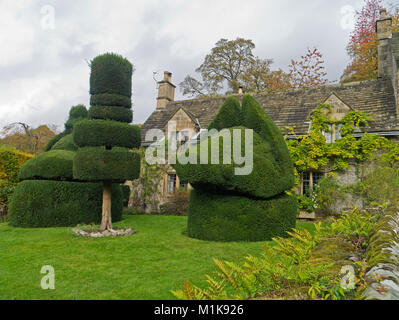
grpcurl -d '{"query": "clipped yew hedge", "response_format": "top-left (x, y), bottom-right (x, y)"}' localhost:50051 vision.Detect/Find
top-left (173, 94), bottom-right (297, 242)
top-left (208, 96), bottom-right (242, 130)
top-left (51, 134), bottom-right (78, 151)
top-left (89, 53), bottom-right (133, 98)
top-left (90, 93), bottom-right (131, 108)
top-left (187, 189), bottom-right (297, 241)
top-left (45, 131), bottom-right (68, 152)
top-left (89, 105), bottom-right (133, 123)
top-left (73, 147), bottom-right (140, 182)
top-left (8, 180), bottom-right (123, 227)
top-left (19, 150), bottom-right (75, 181)
top-left (73, 119), bottom-right (140, 149)
top-left (122, 185), bottom-right (130, 207)
top-left (174, 126), bottom-right (294, 199)
top-left (242, 95), bottom-right (293, 175)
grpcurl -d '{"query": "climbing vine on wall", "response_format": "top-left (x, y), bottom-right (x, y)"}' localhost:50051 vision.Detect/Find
top-left (285, 103), bottom-right (399, 183)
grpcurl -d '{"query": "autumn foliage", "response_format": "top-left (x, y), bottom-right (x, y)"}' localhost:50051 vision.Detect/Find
top-left (342, 0), bottom-right (399, 83)
top-left (287, 47), bottom-right (328, 88)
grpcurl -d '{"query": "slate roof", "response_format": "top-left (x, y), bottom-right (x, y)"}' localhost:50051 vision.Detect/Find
top-left (141, 78), bottom-right (398, 144)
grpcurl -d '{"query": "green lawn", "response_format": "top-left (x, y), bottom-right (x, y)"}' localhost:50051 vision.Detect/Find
top-left (0, 214), bottom-right (315, 300)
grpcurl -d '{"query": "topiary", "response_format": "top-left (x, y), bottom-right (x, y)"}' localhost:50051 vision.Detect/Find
top-left (173, 94), bottom-right (297, 241)
top-left (19, 150), bottom-right (75, 181)
top-left (73, 53), bottom-right (141, 231)
top-left (51, 134), bottom-right (78, 151)
top-left (8, 103), bottom-right (125, 228)
top-left (44, 105), bottom-right (89, 151)
top-left (9, 180), bottom-right (123, 227)
top-left (122, 185), bottom-right (130, 207)
top-left (187, 189), bottom-right (297, 241)
top-left (64, 104), bottom-right (89, 133)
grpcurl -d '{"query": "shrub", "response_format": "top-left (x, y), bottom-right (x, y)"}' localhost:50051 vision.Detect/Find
top-left (122, 185), bottom-right (130, 207)
top-left (241, 94), bottom-right (294, 177)
top-left (51, 134), bottom-right (78, 151)
top-left (159, 189), bottom-right (189, 216)
top-left (297, 194), bottom-right (315, 213)
top-left (89, 105), bottom-right (133, 123)
top-left (175, 127), bottom-right (293, 199)
top-left (64, 104), bottom-right (88, 132)
top-left (208, 96), bottom-right (242, 130)
top-left (187, 189), bottom-right (297, 241)
top-left (313, 177), bottom-right (346, 215)
top-left (8, 180), bottom-right (123, 227)
top-left (45, 131), bottom-right (68, 151)
top-left (73, 119), bottom-right (140, 149)
top-left (90, 93), bottom-right (131, 108)
top-left (0, 147), bottom-right (33, 213)
top-left (19, 150), bottom-right (75, 181)
top-left (89, 53), bottom-right (133, 98)
top-left (0, 146), bottom-right (33, 183)
top-left (351, 165), bottom-right (399, 207)
top-left (73, 147), bottom-right (140, 182)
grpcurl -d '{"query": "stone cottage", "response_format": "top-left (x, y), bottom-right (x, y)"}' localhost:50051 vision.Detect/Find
top-left (140, 9), bottom-right (399, 212)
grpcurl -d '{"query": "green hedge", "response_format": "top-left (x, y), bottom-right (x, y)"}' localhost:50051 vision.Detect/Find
top-left (19, 150), bottom-right (75, 181)
top-left (73, 119), bottom-right (140, 149)
top-left (89, 105), bottom-right (133, 123)
top-left (241, 94), bottom-right (294, 177)
top-left (51, 134), bottom-right (78, 151)
top-left (208, 96), bottom-right (242, 130)
top-left (90, 93), bottom-right (131, 108)
top-left (45, 131), bottom-right (68, 151)
top-left (187, 189), bottom-right (297, 241)
top-left (122, 185), bottom-right (130, 207)
top-left (73, 148), bottom-right (140, 182)
top-left (8, 180), bottom-right (123, 227)
top-left (89, 53), bottom-right (133, 98)
top-left (174, 126), bottom-right (294, 199)
top-left (65, 105), bottom-right (88, 132)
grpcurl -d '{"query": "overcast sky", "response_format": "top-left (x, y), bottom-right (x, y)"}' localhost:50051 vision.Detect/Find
top-left (0, 0), bottom-right (390, 131)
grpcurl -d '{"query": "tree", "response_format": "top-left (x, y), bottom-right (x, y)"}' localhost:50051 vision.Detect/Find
top-left (342, 1), bottom-right (399, 83)
top-left (73, 53), bottom-right (141, 231)
top-left (0, 123), bottom-right (57, 154)
top-left (263, 68), bottom-right (292, 91)
top-left (180, 38), bottom-right (256, 96)
top-left (288, 47), bottom-right (328, 88)
top-left (240, 57), bottom-right (273, 93)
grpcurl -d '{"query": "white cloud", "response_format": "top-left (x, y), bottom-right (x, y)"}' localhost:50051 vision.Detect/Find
top-left (0, 0), bottom-right (380, 128)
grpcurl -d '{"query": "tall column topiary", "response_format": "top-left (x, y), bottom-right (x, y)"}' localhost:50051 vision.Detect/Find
top-left (73, 53), bottom-right (141, 231)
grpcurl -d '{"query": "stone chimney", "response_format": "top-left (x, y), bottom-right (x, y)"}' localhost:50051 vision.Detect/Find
top-left (376, 8), bottom-right (393, 79)
top-left (156, 71), bottom-right (176, 110)
top-left (376, 8), bottom-right (398, 111)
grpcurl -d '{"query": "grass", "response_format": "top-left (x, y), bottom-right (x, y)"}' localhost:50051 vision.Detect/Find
top-left (0, 214), bottom-right (315, 300)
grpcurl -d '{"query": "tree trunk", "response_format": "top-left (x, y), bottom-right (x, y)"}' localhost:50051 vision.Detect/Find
top-left (100, 181), bottom-right (112, 231)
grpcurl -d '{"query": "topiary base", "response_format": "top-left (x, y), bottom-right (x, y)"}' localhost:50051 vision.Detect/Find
top-left (187, 189), bottom-right (298, 242)
top-left (8, 180), bottom-right (123, 228)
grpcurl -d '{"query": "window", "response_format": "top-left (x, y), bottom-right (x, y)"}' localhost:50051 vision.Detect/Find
top-left (179, 130), bottom-right (190, 146)
top-left (322, 124), bottom-right (333, 144)
top-left (312, 172), bottom-right (323, 186)
top-left (167, 174), bottom-right (177, 194)
top-left (322, 124), bottom-right (344, 144)
top-left (301, 171), bottom-right (324, 195)
top-left (302, 172), bottom-right (311, 195)
top-left (179, 179), bottom-right (188, 191)
top-left (335, 123), bottom-right (343, 140)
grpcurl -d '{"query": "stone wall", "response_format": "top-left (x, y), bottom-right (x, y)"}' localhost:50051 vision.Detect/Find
top-left (365, 210), bottom-right (399, 300)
